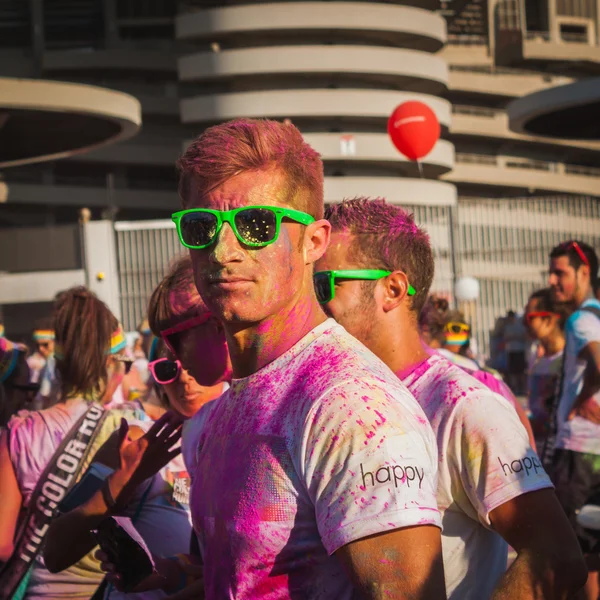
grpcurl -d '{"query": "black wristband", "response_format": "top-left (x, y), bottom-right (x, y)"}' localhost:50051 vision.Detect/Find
top-left (101, 478), bottom-right (118, 513)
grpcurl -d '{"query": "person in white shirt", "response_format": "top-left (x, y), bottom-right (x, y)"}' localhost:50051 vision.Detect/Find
top-left (316, 197), bottom-right (585, 599)
top-left (523, 288), bottom-right (566, 453)
top-left (548, 240), bottom-right (600, 600)
top-left (161, 118), bottom-right (445, 600)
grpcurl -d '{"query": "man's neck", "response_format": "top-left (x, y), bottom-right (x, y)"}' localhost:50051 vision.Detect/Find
top-left (575, 286), bottom-right (594, 309)
top-left (370, 316), bottom-right (429, 379)
top-left (225, 297), bottom-right (327, 378)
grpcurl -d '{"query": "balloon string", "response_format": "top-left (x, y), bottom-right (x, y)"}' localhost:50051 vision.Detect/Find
top-left (417, 160), bottom-right (423, 179)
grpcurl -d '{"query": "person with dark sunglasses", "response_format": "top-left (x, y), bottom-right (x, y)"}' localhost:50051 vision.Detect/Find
top-left (548, 240), bottom-right (600, 600)
top-left (316, 197), bottom-right (585, 600)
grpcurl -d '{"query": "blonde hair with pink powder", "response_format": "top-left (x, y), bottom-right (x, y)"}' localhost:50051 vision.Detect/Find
top-left (177, 118), bottom-right (324, 219)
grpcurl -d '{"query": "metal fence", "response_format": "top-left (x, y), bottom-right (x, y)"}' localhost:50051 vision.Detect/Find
top-left (114, 195), bottom-right (600, 358)
top-left (115, 220), bottom-right (181, 331)
top-left (454, 196), bottom-right (600, 357)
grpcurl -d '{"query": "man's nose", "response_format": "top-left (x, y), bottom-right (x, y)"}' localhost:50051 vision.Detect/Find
top-left (209, 222), bottom-right (244, 265)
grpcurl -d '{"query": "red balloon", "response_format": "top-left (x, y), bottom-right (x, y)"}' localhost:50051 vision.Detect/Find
top-left (387, 101), bottom-right (440, 161)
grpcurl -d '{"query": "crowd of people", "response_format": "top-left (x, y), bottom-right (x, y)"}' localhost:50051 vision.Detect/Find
top-left (0, 118), bottom-right (599, 600)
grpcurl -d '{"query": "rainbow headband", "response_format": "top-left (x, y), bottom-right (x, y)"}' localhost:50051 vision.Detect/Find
top-left (110, 326), bottom-right (127, 354)
top-left (0, 324), bottom-right (4, 338)
top-left (33, 329), bottom-right (55, 342)
top-left (445, 332), bottom-right (469, 346)
top-left (54, 325), bottom-right (127, 360)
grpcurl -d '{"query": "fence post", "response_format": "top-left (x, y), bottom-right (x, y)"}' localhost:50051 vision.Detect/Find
top-left (448, 204), bottom-right (459, 309)
top-left (82, 220), bottom-right (122, 321)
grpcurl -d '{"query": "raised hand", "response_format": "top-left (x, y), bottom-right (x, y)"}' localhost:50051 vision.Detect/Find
top-left (117, 412), bottom-right (183, 487)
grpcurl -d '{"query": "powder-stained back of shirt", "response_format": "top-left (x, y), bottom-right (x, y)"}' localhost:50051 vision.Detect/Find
top-left (403, 354), bottom-right (552, 599)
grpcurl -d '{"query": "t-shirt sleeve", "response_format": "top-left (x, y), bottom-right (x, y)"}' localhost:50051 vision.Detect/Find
top-left (452, 390), bottom-right (553, 527)
top-left (569, 310), bottom-right (600, 355)
top-left (301, 378), bottom-right (441, 555)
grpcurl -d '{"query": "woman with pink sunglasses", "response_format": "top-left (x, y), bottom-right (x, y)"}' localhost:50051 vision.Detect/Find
top-left (145, 255), bottom-right (232, 474)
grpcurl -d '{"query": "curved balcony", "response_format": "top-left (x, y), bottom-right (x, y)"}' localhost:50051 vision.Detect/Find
top-left (0, 78), bottom-right (141, 168)
top-left (324, 177), bottom-right (456, 206)
top-left (444, 153), bottom-right (600, 197)
top-left (178, 46), bottom-right (447, 95)
top-left (508, 78), bottom-right (600, 140)
top-left (180, 89), bottom-right (452, 128)
top-left (448, 66), bottom-right (573, 99)
top-left (176, 2), bottom-right (446, 53)
top-left (303, 133), bottom-right (454, 177)
top-left (451, 105), bottom-right (600, 151)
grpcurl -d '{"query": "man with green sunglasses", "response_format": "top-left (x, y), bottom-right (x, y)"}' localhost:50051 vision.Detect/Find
top-left (317, 197), bottom-right (584, 600)
top-left (167, 118), bottom-right (446, 600)
top-left (314, 269), bottom-right (416, 305)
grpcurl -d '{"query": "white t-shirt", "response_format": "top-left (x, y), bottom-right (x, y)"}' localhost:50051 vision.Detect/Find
top-left (403, 354), bottom-right (553, 599)
top-left (190, 320), bottom-right (441, 599)
top-left (527, 350), bottom-right (563, 422)
top-left (556, 298), bottom-right (600, 455)
top-left (181, 381), bottom-right (228, 478)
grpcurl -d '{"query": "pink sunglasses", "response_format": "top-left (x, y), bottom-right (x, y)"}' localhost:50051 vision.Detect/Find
top-left (160, 313), bottom-right (213, 355)
top-left (149, 357), bottom-right (182, 385)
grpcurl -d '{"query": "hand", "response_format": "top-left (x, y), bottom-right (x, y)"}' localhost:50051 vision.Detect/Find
top-left (117, 412), bottom-right (183, 486)
top-left (95, 549), bottom-right (169, 593)
top-left (96, 550), bottom-right (203, 596)
top-left (164, 557), bottom-right (204, 600)
top-left (568, 398), bottom-right (600, 424)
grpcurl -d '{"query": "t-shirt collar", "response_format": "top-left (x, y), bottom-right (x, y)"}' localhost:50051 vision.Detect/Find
top-left (230, 318), bottom-right (339, 386)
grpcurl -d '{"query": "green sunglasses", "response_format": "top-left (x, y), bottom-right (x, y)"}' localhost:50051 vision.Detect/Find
top-left (172, 205), bottom-right (315, 250)
top-left (314, 269), bottom-right (416, 304)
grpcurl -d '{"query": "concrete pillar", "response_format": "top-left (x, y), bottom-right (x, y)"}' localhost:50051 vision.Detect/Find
top-left (82, 220), bottom-right (122, 321)
top-left (103, 0), bottom-right (119, 47)
top-left (548, 0), bottom-right (559, 42)
top-left (29, 0), bottom-right (44, 76)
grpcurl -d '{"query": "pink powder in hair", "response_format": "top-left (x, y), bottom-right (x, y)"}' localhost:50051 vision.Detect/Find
top-left (325, 197), bottom-right (434, 314)
top-left (177, 118), bottom-right (325, 219)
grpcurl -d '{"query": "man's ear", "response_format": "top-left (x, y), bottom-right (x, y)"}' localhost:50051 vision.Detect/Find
top-left (381, 270), bottom-right (412, 314)
top-left (304, 219), bottom-right (331, 265)
top-left (579, 263), bottom-right (591, 283)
